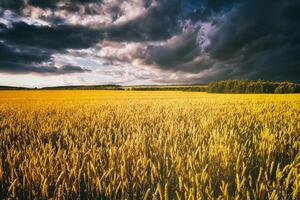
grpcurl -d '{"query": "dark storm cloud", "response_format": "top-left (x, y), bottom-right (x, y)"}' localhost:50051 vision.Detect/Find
top-left (1, 0), bottom-right (207, 78)
top-left (102, 0), bottom-right (238, 42)
top-left (0, 20), bottom-right (98, 74)
top-left (0, 0), bottom-right (104, 74)
top-left (0, 0), bottom-right (216, 42)
top-left (205, 0), bottom-right (300, 82)
top-left (0, 42), bottom-right (50, 63)
top-left (0, 0), bottom-right (299, 82)
top-left (0, 62), bottom-right (91, 74)
top-left (0, 21), bottom-right (101, 50)
top-left (28, 0), bottom-right (56, 9)
top-left (146, 29), bottom-right (207, 72)
top-left (184, 0), bottom-right (236, 22)
top-left (105, 0), bottom-right (181, 41)
top-left (143, 0), bottom-right (300, 82)
top-left (0, 42), bottom-right (91, 74)
top-left (0, 0), bottom-right (23, 11)
top-left (0, 0), bottom-right (184, 75)
top-left (138, 0), bottom-right (240, 74)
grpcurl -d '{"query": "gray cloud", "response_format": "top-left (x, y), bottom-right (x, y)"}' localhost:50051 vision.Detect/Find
top-left (142, 0), bottom-right (300, 82)
top-left (145, 29), bottom-right (209, 73)
top-left (0, 21), bottom-right (101, 50)
top-left (0, 61), bottom-right (91, 75)
top-left (205, 0), bottom-right (300, 82)
top-left (0, 41), bottom-right (91, 74)
top-left (0, 0), bottom-right (103, 11)
top-left (0, 0), bottom-right (300, 83)
top-left (104, 0), bottom-right (181, 41)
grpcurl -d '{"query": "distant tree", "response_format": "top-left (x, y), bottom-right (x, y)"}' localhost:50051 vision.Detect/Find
top-left (245, 83), bottom-right (255, 93)
top-left (208, 80), bottom-right (299, 94)
top-left (287, 84), bottom-right (295, 93)
top-left (275, 86), bottom-right (284, 94)
top-left (255, 82), bottom-right (264, 93)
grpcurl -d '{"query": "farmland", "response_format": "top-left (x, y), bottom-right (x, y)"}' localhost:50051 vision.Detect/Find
top-left (0, 91), bottom-right (299, 199)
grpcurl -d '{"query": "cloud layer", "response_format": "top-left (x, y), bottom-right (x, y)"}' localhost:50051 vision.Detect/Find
top-left (0, 0), bottom-right (299, 85)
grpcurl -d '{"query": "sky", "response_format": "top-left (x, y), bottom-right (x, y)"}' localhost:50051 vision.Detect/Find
top-left (0, 0), bottom-right (299, 87)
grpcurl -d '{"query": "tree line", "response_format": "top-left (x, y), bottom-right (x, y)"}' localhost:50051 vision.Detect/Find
top-left (127, 86), bottom-right (207, 92)
top-left (207, 80), bottom-right (300, 93)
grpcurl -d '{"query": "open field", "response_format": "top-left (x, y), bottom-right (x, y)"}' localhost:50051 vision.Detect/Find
top-left (0, 91), bottom-right (299, 199)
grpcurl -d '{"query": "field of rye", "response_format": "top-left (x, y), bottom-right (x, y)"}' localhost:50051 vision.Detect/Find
top-left (0, 91), bottom-right (299, 199)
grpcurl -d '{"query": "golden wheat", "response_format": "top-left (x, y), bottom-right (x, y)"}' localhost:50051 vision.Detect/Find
top-left (0, 91), bottom-right (299, 199)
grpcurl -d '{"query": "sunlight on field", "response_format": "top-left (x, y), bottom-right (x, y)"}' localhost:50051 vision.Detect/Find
top-left (0, 91), bottom-right (299, 199)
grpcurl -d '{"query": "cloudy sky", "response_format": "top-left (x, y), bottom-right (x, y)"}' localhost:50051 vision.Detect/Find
top-left (0, 0), bottom-right (299, 87)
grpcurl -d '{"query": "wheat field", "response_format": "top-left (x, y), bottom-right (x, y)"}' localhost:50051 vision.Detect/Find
top-left (0, 91), bottom-right (299, 199)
